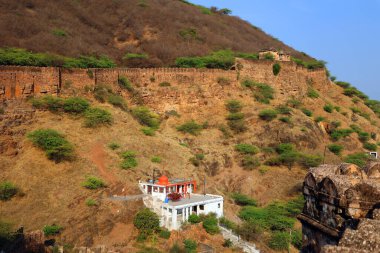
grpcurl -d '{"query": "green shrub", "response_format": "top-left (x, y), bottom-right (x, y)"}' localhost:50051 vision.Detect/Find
top-left (226, 112), bottom-right (244, 120)
top-left (239, 202), bottom-right (296, 231)
top-left (123, 53), bottom-right (148, 60)
top-left (263, 53), bottom-right (275, 60)
top-left (259, 109), bottom-right (278, 121)
top-left (188, 214), bottom-right (201, 224)
top-left (276, 143), bottom-right (295, 154)
top-left (328, 144), bottom-right (343, 155)
top-left (219, 217), bottom-right (237, 231)
top-left (278, 151), bottom-right (299, 169)
top-left (363, 142), bottom-right (377, 151)
top-left (202, 215), bottom-right (220, 234)
top-left (344, 153), bottom-right (369, 167)
top-left (121, 151), bottom-right (138, 169)
top-left (272, 63), bottom-right (281, 76)
top-left (315, 116), bottom-right (326, 122)
top-left (299, 154), bottom-right (322, 168)
top-left (358, 131), bottom-right (370, 142)
top-left (183, 239), bottom-right (197, 253)
top-left (269, 231), bottom-right (290, 250)
top-left (276, 105), bottom-right (292, 115)
top-left (0, 107), bottom-right (4, 114)
top-left (84, 108), bottom-right (113, 127)
top-left (133, 208), bottom-right (160, 235)
top-left (264, 157), bottom-right (282, 166)
top-left (323, 104), bottom-right (334, 113)
top-left (302, 108), bottom-right (313, 117)
top-left (227, 119), bottom-right (247, 133)
top-left (175, 50), bottom-right (235, 70)
top-left (222, 239), bottom-right (233, 248)
top-left (31, 96), bottom-right (64, 112)
top-left (335, 81), bottom-right (351, 88)
top-left (331, 121), bottom-right (342, 129)
top-left (0, 182), bottom-right (18, 201)
top-left (177, 121), bottom-right (203, 135)
top-left (62, 97), bottom-right (90, 114)
top-left (330, 129), bottom-right (353, 141)
top-left (131, 106), bottom-right (160, 129)
top-left (279, 117), bottom-right (291, 123)
top-left (141, 127), bottom-right (155, 136)
top-left (159, 82), bottom-right (171, 87)
top-left (27, 129), bottom-right (74, 162)
top-left (235, 144), bottom-right (259, 154)
top-left (151, 156), bottom-right (162, 163)
top-left (108, 142), bottom-right (120, 150)
top-left (0, 221), bottom-right (15, 245)
top-left (52, 28), bottom-right (67, 37)
top-left (231, 193), bottom-right (257, 206)
top-left (291, 57), bottom-right (326, 70)
top-left (159, 229), bottom-right (171, 239)
top-left (0, 48), bottom-right (116, 68)
top-left (225, 100), bottom-right (242, 113)
top-left (118, 76), bottom-right (134, 92)
top-left (93, 84), bottom-right (112, 102)
top-left (286, 99), bottom-right (302, 108)
top-left (307, 88), bottom-right (319, 98)
top-left (242, 81), bottom-right (274, 104)
top-left (241, 156), bottom-right (260, 170)
top-left (291, 229), bottom-right (302, 249)
top-left (43, 225), bottom-right (63, 236)
top-left (107, 94), bottom-right (128, 111)
top-left (82, 176), bottom-right (106, 189)
top-left (85, 198), bottom-right (98, 207)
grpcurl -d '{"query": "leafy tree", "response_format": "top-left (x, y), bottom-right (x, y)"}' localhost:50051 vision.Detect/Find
top-left (133, 208), bottom-right (160, 235)
top-left (259, 109), bottom-right (278, 121)
top-left (272, 63), bottom-right (281, 75)
top-left (235, 144), bottom-right (259, 154)
top-left (0, 182), bottom-right (18, 201)
top-left (84, 108), bottom-right (113, 127)
top-left (43, 224), bottom-right (63, 236)
top-left (328, 144), bottom-right (343, 155)
top-left (177, 121), bottom-right (203, 135)
top-left (82, 176), bottom-right (106, 189)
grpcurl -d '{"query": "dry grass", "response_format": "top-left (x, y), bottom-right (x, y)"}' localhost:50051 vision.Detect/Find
top-left (0, 0), bottom-right (310, 67)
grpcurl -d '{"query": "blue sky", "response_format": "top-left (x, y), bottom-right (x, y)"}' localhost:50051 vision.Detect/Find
top-left (189, 0), bottom-right (380, 100)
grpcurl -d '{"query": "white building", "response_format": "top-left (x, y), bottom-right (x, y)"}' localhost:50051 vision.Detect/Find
top-left (139, 175), bottom-right (224, 230)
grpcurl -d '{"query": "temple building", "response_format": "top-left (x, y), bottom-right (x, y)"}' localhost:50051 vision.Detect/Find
top-left (139, 175), bottom-right (224, 230)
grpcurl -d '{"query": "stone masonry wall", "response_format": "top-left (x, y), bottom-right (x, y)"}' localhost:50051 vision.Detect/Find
top-left (0, 60), bottom-right (331, 111)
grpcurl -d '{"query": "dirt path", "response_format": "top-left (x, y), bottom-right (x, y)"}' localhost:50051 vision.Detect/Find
top-left (90, 142), bottom-right (117, 185)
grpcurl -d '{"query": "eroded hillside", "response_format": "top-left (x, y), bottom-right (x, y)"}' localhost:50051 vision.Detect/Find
top-left (1, 58), bottom-right (379, 252)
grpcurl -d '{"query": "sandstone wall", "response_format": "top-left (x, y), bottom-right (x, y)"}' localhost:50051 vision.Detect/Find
top-left (0, 60), bottom-right (330, 110)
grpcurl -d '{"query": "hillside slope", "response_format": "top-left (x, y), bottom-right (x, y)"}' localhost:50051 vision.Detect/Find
top-left (0, 0), bottom-right (309, 67)
top-left (1, 58), bottom-right (380, 252)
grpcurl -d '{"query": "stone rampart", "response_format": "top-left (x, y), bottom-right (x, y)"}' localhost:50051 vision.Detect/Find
top-left (0, 60), bottom-right (331, 109)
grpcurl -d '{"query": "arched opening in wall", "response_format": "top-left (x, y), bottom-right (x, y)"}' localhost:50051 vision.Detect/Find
top-left (318, 177), bottom-right (339, 228)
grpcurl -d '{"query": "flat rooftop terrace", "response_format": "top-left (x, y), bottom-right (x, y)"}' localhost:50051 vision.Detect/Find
top-left (163, 194), bottom-right (222, 207)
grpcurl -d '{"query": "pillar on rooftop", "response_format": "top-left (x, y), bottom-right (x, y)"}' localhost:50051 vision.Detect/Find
top-left (172, 208), bottom-right (177, 230)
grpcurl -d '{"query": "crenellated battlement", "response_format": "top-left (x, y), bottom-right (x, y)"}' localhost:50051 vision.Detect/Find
top-left (0, 60), bottom-right (330, 103)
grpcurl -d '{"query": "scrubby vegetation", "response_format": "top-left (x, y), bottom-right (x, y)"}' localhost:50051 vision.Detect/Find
top-left (344, 153), bottom-right (369, 167)
top-left (225, 100), bottom-right (243, 113)
top-left (27, 129), bottom-right (74, 162)
top-left (328, 144), bottom-right (343, 155)
top-left (151, 156), bottom-right (162, 163)
top-left (131, 106), bottom-right (160, 130)
top-left (177, 120), bottom-right (203, 135)
top-left (238, 195), bottom-right (304, 250)
top-left (272, 63), bottom-right (281, 75)
top-left (0, 182), bottom-right (18, 201)
top-left (330, 128), bottom-right (353, 141)
top-left (84, 108), bottom-right (113, 127)
top-left (120, 151), bottom-right (138, 169)
top-left (307, 88), bottom-right (319, 98)
top-left (82, 176), bottom-right (106, 189)
top-left (85, 198), bottom-right (98, 207)
top-left (231, 193), bottom-right (257, 206)
top-left (265, 143), bottom-right (322, 169)
top-left (242, 79), bottom-right (274, 104)
top-left (235, 144), bottom-right (259, 154)
top-left (202, 214), bottom-right (220, 235)
top-left (43, 224), bottom-right (63, 236)
top-left (259, 109), bottom-right (278, 121)
top-left (291, 57), bottom-right (326, 70)
top-left (0, 48), bottom-right (115, 68)
top-left (134, 208), bottom-right (160, 236)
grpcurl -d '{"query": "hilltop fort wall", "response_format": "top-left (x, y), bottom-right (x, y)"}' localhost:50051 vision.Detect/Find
top-left (0, 60), bottom-right (331, 112)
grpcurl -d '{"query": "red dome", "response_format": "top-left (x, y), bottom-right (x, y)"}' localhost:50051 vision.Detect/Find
top-left (157, 175), bottom-right (169, 185)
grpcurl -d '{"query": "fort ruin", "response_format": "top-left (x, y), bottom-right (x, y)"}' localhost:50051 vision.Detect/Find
top-left (299, 163), bottom-right (380, 252)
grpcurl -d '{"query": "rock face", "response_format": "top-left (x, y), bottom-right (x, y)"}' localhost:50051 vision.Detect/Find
top-left (298, 163), bottom-right (380, 253)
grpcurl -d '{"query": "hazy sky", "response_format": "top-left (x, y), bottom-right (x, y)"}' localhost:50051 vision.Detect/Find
top-left (189, 0), bottom-right (380, 100)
